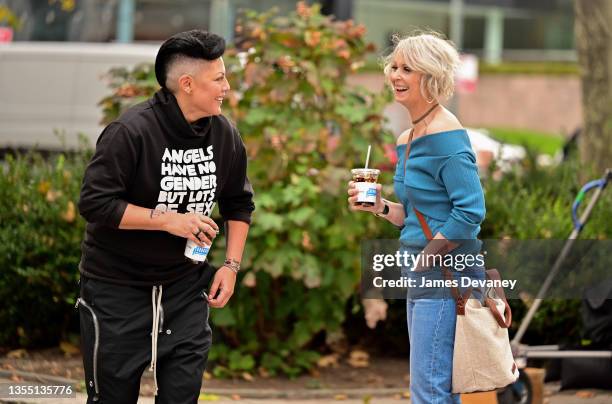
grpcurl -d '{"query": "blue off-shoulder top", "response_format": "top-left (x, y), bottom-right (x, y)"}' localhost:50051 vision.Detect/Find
top-left (393, 129), bottom-right (486, 248)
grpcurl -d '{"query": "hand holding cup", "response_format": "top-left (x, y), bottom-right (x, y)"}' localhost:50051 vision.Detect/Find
top-left (347, 168), bottom-right (384, 213)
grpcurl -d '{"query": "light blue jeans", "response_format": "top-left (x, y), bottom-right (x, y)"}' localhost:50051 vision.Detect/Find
top-left (407, 298), bottom-right (461, 404)
top-left (402, 241), bottom-right (486, 404)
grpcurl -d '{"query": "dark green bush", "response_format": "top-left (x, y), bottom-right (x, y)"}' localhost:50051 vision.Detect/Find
top-left (481, 156), bottom-right (611, 345)
top-left (0, 146), bottom-right (91, 347)
top-left (209, 3), bottom-right (395, 376)
top-left (482, 156), bottom-right (611, 240)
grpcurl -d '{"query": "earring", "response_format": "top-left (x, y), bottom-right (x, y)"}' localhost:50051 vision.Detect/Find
top-left (420, 78), bottom-right (434, 104)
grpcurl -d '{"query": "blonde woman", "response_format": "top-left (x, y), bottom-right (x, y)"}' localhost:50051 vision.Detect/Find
top-left (348, 32), bottom-right (485, 403)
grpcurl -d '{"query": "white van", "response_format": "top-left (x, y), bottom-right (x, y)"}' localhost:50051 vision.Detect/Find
top-left (0, 42), bottom-right (158, 149)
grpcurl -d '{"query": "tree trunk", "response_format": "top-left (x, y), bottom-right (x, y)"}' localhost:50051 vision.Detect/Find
top-left (574, 0), bottom-right (612, 173)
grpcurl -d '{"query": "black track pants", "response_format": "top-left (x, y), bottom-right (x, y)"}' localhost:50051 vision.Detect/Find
top-left (78, 267), bottom-right (214, 404)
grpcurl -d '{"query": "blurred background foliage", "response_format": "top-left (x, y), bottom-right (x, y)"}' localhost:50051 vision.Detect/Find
top-left (481, 156), bottom-right (611, 348)
top-left (486, 127), bottom-right (565, 156)
top-left (1, 2), bottom-right (610, 377)
top-left (0, 5), bottom-right (22, 30)
top-left (360, 60), bottom-right (580, 76)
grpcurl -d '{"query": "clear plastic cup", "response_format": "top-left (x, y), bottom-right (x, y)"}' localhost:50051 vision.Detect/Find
top-left (351, 168), bottom-right (380, 207)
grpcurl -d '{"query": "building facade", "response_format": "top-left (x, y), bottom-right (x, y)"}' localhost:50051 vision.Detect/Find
top-left (2, 0), bottom-right (575, 63)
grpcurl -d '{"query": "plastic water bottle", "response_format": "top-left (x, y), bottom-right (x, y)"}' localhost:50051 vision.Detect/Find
top-left (184, 239), bottom-right (211, 263)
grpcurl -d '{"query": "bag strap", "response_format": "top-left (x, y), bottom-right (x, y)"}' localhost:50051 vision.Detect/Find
top-left (402, 128), bottom-right (414, 175)
top-left (414, 209), bottom-right (433, 240)
top-left (414, 208), bottom-right (469, 313)
top-left (484, 269), bottom-right (512, 328)
top-left (402, 130), bottom-right (466, 310)
top-left (485, 296), bottom-right (512, 328)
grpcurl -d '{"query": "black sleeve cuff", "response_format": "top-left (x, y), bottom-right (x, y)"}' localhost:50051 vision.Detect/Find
top-left (221, 210), bottom-right (252, 225)
top-left (108, 199), bottom-right (128, 228)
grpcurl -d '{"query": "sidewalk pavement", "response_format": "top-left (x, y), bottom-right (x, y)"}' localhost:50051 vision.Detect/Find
top-left (1, 377), bottom-right (611, 404)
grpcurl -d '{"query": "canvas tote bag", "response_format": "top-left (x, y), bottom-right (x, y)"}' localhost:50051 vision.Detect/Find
top-left (403, 130), bottom-right (519, 393)
top-left (449, 268), bottom-right (520, 393)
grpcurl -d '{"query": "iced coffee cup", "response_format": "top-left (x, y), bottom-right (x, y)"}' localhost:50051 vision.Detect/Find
top-left (351, 168), bottom-right (380, 207)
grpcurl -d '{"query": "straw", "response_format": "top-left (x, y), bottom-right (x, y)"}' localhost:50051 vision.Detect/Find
top-left (365, 145), bottom-right (371, 169)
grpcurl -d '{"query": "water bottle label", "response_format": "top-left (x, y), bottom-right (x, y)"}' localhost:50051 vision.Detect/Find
top-left (192, 246), bottom-right (210, 256)
top-left (184, 239), bottom-right (211, 262)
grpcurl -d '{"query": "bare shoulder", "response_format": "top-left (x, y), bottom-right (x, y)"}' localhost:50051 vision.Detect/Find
top-left (426, 108), bottom-right (464, 135)
top-left (396, 129), bottom-right (413, 145)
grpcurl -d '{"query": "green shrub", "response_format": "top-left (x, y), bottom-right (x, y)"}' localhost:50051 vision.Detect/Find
top-left (481, 155), bottom-right (611, 345)
top-left (0, 145), bottom-right (91, 347)
top-left (213, 3), bottom-right (396, 376)
top-left (479, 61), bottom-right (579, 76)
top-left (481, 156), bottom-right (611, 240)
top-left (361, 60), bottom-right (580, 76)
top-left (98, 63), bottom-right (159, 126)
top-left (486, 127), bottom-right (565, 156)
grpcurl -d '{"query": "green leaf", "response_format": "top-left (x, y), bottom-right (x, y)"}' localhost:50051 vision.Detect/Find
top-left (255, 190), bottom-right (279, 209)
top-left (255, 211), bottom-right (284, 231)
top-left (334, 103), bottom-right (369, 123)
top-left (243, 108), bottom-right (271, 126)
top-left (211, 307), bottom-right (236, 326)
top-left (228, 351), bottom-right (256, 371)
top-left (287, 206), bottom-right (316, 226)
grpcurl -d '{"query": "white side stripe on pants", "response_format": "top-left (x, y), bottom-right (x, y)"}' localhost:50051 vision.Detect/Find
top-left (149, 285), bottom-right (163, 396)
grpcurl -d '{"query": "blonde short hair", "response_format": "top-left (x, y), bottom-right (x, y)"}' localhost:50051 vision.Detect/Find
top-left (383, 32), bottom-right (460, 101)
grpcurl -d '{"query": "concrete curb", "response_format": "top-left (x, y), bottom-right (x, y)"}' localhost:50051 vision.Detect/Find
top-left (195, 387), bottom-right (407, 399)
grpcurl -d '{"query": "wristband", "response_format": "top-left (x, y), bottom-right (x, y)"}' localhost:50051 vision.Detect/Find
top-left (374, 203), bottom-right (390, 217)
top-left (223, 258), bottom-right (241, 273)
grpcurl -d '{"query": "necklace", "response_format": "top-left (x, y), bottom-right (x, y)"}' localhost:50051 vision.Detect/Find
top-left (411, 103), bottom-right (439, 125)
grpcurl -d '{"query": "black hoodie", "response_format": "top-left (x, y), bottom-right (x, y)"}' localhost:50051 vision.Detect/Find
top-left (78, 89), bottom-right (254, 285)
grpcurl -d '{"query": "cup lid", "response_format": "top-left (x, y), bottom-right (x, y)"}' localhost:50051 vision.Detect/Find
top-left (351, 168), bottom-right (380, 175)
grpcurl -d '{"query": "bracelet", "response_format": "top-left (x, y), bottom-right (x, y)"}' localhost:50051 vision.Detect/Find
top-left (223, 258), bottom-right (241, 273)
top-left (374, 202), bottom-right (390, 217)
